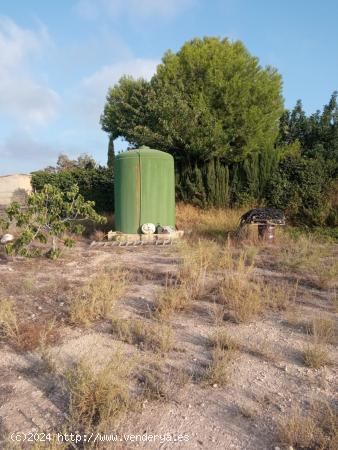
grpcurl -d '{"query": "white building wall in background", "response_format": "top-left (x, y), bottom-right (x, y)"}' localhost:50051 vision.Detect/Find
top-left (0, 174), bottom-right (32, 209)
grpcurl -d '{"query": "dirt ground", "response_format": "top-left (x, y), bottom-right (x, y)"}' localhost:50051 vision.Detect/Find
top-left (0, 240), bottom-right (337, 450)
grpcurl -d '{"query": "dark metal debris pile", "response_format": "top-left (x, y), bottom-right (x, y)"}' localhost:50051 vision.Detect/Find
top-left (240, 208), bottom-right (286, 226)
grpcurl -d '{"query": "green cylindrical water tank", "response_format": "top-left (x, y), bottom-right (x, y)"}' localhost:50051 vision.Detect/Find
top-left (114, 146), bottom-right (175, 234)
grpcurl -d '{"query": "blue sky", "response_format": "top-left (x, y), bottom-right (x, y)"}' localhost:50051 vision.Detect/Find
top-left (0, 0), bottom-right (337, 175)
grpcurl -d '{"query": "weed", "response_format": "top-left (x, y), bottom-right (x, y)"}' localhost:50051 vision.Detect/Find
top-left (17, 322), bottom-right (59, 352)
top-left (0, 299), bottom-right (59, 351)
top-left (69, 268), bottom-right (127, 326)
top-left (308, 316), bottom-right (336, 345)
top-left (278, 403), bottom-right (338, 450)
top-left (137, 362), bottom-right (169, 400)
top-left (65, 351), bottom-right (132, 430)
top-left (219, 275), bottom-right (263, 323)
top-left (0, 298), bottom-right (19, 341)
top-left (111, 317), bottom-right (172, 353)
top-left (152, 282), bottom-right (190, 320)
top-left (178, 239), bottom-right (218, 299)
top-left (303, 343), bottom-right (331, 369)
top-left (277, 231), bottom-right (337, 289)
top-left (219, 247), bottom-right (255, 275)
top-left (203, 346), bottom-right (234, 386)
top-left (315, 261), bottom-right (338, 289)
top-left (264, 281), bottom-right (298, 311)
top-left (209, 329), bottom-right (239, 351)
top-left (38, 322), bottom-right (58, 372)
top-left (277, 232), bottom-right (328, 272)
top-left (176, 203), bottom-right (243, 241)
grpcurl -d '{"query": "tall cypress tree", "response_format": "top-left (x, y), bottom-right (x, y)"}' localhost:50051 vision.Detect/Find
top-left (107, 135), bottom-right (115, 170)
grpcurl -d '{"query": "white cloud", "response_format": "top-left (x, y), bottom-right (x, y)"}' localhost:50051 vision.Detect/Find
top-left (74, 57), bottom-right (159, 126)
top-left (75, 0), bottom-right (193, 21)
top-left (0, 16), bottom-right (60, 126)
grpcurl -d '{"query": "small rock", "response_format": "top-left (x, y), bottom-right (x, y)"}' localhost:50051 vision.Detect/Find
top-left (274, 447), bottom-right (281, 450)
top-left (0, 234), bottom-right (14, 244)
top-left (188, 404), bottom-right (192, 408)
top-left (212, 384), bottom-right (218, 388)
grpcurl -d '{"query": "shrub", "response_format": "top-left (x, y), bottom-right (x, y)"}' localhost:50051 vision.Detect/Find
top-left (266, 155), bottom-right (335, 226)
top-left (31, 166), bottom-right (114, 213)
top-left (1, 184), bottom-right (105, 258)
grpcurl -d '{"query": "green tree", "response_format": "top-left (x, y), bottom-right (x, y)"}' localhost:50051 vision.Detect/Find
top-left (1, 184), bottom-right (106, 259)
top-left (107, 135), bottom-right (115, 170)
top-left (278, 92), bottom-right (338, 166)
top-left (101, 37), bottom-right (283, 165)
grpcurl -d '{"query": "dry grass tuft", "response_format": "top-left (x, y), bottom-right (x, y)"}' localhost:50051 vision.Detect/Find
top-left (302, 343), bottom-right (331, 369)
top-left (209, 328), bottom-right (239, 351)
top-left (137, 359), bottom-right (190, 402)
top-left (314, 260), bottom-right (338, 289)
top-left (277, 233), bottom-right (328, 271)
top-left (219, 275), bottom-right (263, 323)
top-left (203, 346), bottom-right (234, 386)
top-left (177, 239), bottom-right (219, 300)
top-left (0, 299), bottom-right (59, 351)
top-left (0, 298), bottom-right (19, 341)
top-left (69, 267), bottom-right (127, 326)
top-left (15, 322), bottom-right (60, 352)
top-left (278, 403), bottom-right (338, 450)
top-left (65, 351), bottom-right (133, 430)
top-left (308, 316), bottom-right (337, 345)
top-left (264, 281), bottom-right (298, 311)
top-left (152, 281), bottom-right (190, 320)
top-left (277, 231), bottom-right (337, 289)
top-left (203, 327), bottom-right (237, 386)
top-left (111, 317), bottom-right (172, 353)
top-left (218, 247), bottom-right (256, 274)
top-left (137, 362), bottom-right (169, 401)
